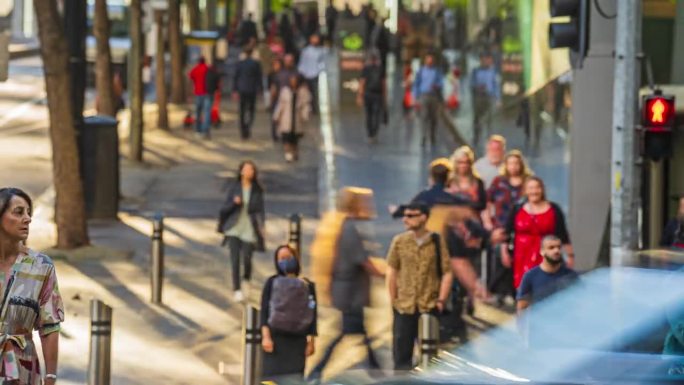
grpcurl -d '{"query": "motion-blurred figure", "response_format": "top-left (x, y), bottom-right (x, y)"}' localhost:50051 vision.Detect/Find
top-left (309, 187), bottom-right (386, 379)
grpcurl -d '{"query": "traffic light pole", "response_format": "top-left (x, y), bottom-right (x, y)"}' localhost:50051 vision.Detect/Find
top-left (610, 0), bottom-right (642, 266)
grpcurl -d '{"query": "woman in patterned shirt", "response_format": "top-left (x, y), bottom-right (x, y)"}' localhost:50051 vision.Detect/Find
top-left (0, 187), bottom-right (64, 385)
top-left (484, 151), bottom-right (532, 302)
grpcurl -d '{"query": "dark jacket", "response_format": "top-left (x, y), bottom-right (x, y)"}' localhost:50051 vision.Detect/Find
top-left (661, 218), bottom-right (684, 247)
top-left (217, 182), bottom-right (266, 251)
top-left (233, 58), bottom-right (263, 95)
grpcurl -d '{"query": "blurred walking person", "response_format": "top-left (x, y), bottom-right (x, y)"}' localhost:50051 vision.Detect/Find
top-left (502, 176), bottom-right (574, 289)
top-left (309, 188), bottom-right (385, 380)
top-left (325, 0), bottom-right (338, 45)
top-left (387, 202), bottom-right (452, 370)
top-left (357, 50), bottom-right (386, 143)
top-left (217, 161), bottom-right (266, 302)
top-left (661, 195), bottom-right (684, 249)
top-left (189, 56), bottom-right (212, 139)
top-left (233, 47), bottom-right (263, 139)
top-left (298, 34), bottom-right (326, 115)
top-left (261, 245), bottom-right (317, 381)
top-left (0, 188), bottom-right (64, 385)
top-left (267, 59), bottom-right (283, 142)
top-left (413, 53), bottom-right (444, 146)
top-left (273, 75), bottom-right (311, 162)
top-left (470, 52), bottom-right (500, 146)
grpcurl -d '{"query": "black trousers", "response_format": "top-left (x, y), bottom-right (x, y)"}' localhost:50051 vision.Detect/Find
top-left (472, 92), bottom-right (492, 146)
top-left (305, 77), bottom-right (319, 114)
top-left (239, 92), bottom-right (257, 138)
top-left (364, 93), bottom-right (383, 139)
top-left (393, 309), bottom-right (437, 371)
top-left (227, 236), bottom-right (254, 291)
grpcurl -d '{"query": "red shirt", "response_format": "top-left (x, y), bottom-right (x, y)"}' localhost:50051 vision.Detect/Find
top-left (189, 63), bottom-right (208, 95)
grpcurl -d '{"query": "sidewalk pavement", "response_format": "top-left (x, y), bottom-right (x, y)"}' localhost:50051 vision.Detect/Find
top-left (29, 96), bottom-right (321, 384)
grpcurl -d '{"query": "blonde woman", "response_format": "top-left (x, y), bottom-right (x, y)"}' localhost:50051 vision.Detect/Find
top-left (446, 146), bottom-right (487, 213)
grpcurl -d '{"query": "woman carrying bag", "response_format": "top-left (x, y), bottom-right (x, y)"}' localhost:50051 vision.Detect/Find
top-left (217, 160), bottom-right (266, 302)
top-left (260, 245), bottom-right (317, 381)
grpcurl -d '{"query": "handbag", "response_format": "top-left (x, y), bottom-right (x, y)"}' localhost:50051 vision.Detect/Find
top-left (446, 93), bottom-right (460, 111)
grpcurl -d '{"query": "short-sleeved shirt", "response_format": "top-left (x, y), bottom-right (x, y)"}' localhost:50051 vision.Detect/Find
top-left (331, 219), bottom-right (372, 312)
top-left (387, 231), bottom-right (450, 314)
top-left (517, 265), bottom-right (578, 304)
top-left (474, 157), bottom-right (501, 188)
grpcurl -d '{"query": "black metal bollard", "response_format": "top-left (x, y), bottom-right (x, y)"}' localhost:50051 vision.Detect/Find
top-left (418, 313), bottom-right (440, 368)
top-left (242, 304), bottom-right (261, 385)
top-left (151, 212), bottom-right (164, 304)
top-left (288, 213), bottom-right (302, 256)
top-left (88, 299), bottom-right (112, 385)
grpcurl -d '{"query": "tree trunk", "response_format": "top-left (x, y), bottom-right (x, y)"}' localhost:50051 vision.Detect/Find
top-left (155, 10), bottom-right (169, 130)
top-left (129, 0), bottom-right (144, 161)
top-left (94, 0), bottom-right (116, 116)
top-left (34, 0), bottom-right (89, 249)
top-left (187, 0), bottom-right (200, 30)
top-left (169, 0), bottom-right (184, 104)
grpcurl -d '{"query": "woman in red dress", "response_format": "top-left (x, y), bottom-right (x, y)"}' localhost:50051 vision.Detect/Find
top-left (501, 176), bottom-right (574, 288)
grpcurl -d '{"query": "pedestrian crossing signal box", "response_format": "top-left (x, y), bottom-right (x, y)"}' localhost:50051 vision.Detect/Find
top-left (641, 91), bottom-right (676, 161)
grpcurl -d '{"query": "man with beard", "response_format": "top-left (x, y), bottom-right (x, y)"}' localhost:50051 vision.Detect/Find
top-left (517, 235), bottom-right (578, 311)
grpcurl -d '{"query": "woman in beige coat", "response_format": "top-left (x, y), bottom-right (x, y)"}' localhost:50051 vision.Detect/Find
top-left (273, 74), bottom-right (312, 161)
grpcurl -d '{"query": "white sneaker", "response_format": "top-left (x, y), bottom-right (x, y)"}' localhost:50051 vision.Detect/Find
top-left (234, 290), bottom-right (244, 303)
top-left (285, 153), bottom-right (294, 162)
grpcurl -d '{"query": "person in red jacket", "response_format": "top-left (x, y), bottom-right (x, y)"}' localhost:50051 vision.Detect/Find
top-left (189, 57), bottom-right (212, 138)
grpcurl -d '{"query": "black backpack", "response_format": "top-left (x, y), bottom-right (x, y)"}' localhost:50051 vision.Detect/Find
top-left (268, 277), bottom-right (315, 334)
top-left (205, 67), bottom-right (220, 94)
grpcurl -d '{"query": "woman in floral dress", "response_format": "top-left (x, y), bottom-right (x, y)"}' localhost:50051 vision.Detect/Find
top-left (0, 188), bottom-right (64, 385)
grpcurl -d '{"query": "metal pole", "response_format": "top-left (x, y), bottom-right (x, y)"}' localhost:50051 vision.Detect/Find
top-left (418, 313), bottom-right (439, 369)
top-left (242, 305), bottom-right (261, 385)
top-left (151, 213), bottom-right (165, 304)
top-left (288, 213), bottom-right (302, 256)
top-left (88, 299), bottom-right (112, 385)
top-left (647, 160), bottom-right (664, 248)
top-left (610, 0), bottom-right (642, 267)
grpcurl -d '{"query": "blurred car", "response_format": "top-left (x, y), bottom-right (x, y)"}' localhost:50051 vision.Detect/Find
top-left (319, 249), bottom-right (684, 385)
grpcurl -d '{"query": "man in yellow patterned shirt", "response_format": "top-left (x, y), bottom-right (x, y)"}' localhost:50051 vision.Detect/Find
top-left (386, 202), bottom-right (452, 370)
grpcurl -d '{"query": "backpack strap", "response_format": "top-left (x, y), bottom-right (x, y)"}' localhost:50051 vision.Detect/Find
top-left (431, 232), bottom-right (443, 278)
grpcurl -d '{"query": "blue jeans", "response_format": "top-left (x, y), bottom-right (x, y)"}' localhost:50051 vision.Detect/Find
top-left (194, 94), bottom-right (212, 134)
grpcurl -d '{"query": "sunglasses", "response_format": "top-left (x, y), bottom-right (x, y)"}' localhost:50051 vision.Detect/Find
top-left (403, 213), bottom-right (423, 218)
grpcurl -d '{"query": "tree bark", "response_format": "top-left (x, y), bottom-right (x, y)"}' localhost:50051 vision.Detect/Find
top-left (129, 0), bottom-right (144, 161)
top-left (155, 10), bottom-right (169, 130)
top-left (34, 0), bottom-right (89, 249)
top-left (186, 0), bottom-right (200, 30)
top-left (94, 0), bottom-right (116, 116)
top-left (169, 0), bottom-right (184, 104)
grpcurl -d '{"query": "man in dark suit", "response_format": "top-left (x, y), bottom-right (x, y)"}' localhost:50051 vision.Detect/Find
top-left (233, 47), bottom-right (263, 139)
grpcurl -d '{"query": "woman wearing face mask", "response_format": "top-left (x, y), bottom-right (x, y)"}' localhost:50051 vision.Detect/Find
top-left (501, 176), bottom-right (574, 289)
top-left (260, 245), bottom-right (317, 381)
top-left (217, 161), bottom-right (266, 302)
top-left (0, 188), bottom-right (64, 385)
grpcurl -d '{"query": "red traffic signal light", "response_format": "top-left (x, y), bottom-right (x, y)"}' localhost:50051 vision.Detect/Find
top-left (642, 93), bottom-right (675, 131)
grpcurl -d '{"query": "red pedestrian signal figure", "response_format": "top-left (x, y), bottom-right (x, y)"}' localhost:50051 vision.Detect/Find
top-left (642, 93), bottom-right (675, 130)
top-left (650, 99), bottom-right (665, 124)
top-left (641, 91), bottom-right (676, 160)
